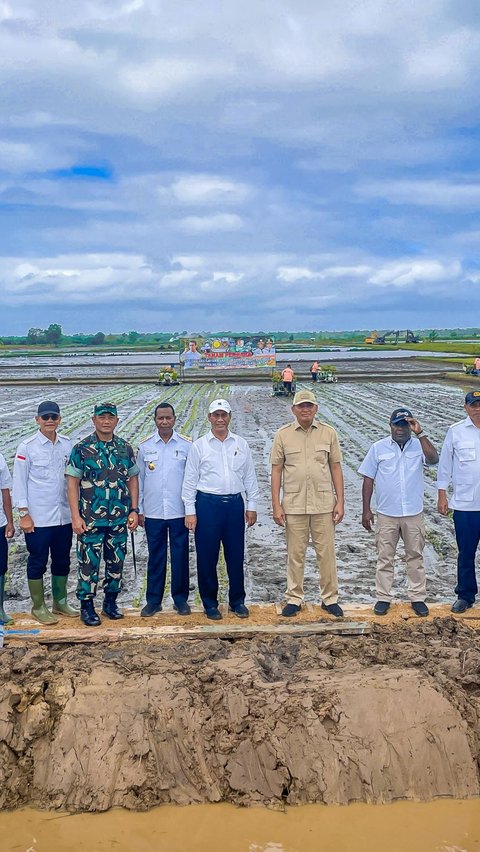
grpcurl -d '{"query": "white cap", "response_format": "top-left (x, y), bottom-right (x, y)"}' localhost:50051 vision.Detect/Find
top-left (208, 398), bottom-right (232, 414)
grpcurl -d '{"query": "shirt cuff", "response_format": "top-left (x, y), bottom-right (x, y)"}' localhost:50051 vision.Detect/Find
top-left (127, 464), bottom-right (140, 477)
top-left (184, 502), bottom-right (196, 515)
top-left (65, 464), bottom-right (82, 477)
top-left (246, 501), bottom-right (257, 511)
top-left (436, 482), bottom-right (450, 490)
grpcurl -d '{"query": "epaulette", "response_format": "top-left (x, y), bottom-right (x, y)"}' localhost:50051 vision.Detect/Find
top-left (179, 433), bottom-right (192, 442)
top-left (277, 422), bottom-right (294, 432)
top-left (23, 433), bottom-right (39, 445)
top-left (138, 433), bottom-right (154, 444)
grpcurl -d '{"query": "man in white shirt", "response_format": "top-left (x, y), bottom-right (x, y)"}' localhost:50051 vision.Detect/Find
top-left (0, 454), bottom-right (14, 624)
top-left (437, 390), bottom-right (480, 613)
top-left (182, 398), bottom-right (259, 620)
top-left (12, 401), bottom-right (77, 624)
top-left (359, 407), bottom-right (438, 617)
top-left (137, 402), bottom-right (192, 617)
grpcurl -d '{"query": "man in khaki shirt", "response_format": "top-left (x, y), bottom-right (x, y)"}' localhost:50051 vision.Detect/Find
top-left (270, 389), bottom-right (345, 617)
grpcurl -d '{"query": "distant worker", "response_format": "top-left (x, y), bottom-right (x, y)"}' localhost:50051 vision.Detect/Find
top-left (182, 398), bottom-right (259, 620)
top-left (0, 454), bottom-right (14, 625)
top-left (437, 390), bottom-right (480, 613)
top-left (359, 407), bottom-right (438, 617)
top-left (473, 356), bottom-right (480, 375)
top-left (281, 364), bottom-right (294, 395)
top-left (270, 389), bottom-right (345, 618)
top-left (310, 361), bottom-right (319, 382)
top-left (12, 401), bottom-right (76, 624)
top-left (137, 402), bottom-right (192, 617)
top-left (66, 403), bottom-right (139, 627)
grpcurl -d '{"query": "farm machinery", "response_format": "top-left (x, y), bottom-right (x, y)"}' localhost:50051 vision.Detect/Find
top-left (364, 330), bottom-right (420, 345)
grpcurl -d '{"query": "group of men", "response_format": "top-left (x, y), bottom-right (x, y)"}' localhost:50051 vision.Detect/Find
top-left (0, 386), bottom-right (480, 627)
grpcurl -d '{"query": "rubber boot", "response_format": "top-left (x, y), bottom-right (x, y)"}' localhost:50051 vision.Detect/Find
top-left (0, 575), bottom-right (13, 625)
top-left (52, 575), bottom-right (79, 618)
top-left (28, 579), bottom-right (59, 625)
top-left (102, 592), bottom-right (124, 620)
top-left (80, 599), bottom-right (101, 627)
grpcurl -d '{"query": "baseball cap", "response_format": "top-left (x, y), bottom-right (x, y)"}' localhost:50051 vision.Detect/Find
top-left (465, 390), bottom-right (480, 405)
top-left (208, 398), bottom-right (232, 414)
top-left (292, 390), bottom-right (317, 405)
top-left (390, 407), bottom-right (413, 424)
top-left (94, 402), bottom-right (118, 416)
top-left (37, 400), bottom-right (60, 416)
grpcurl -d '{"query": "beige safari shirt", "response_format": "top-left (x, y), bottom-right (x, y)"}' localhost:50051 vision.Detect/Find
top-left (270, 419), bottom-right (342, 514)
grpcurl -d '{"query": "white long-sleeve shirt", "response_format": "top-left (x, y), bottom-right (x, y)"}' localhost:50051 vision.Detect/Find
top-left (0, 454), bottom-right (12, 527)
top-left (437, 416), bottom-right (480, 510)
top-left (181, 430), bottom-right (259, 515)
top-left (12, 431), bottom-right (72, 526)
top-left (137, 430), bottom-right (191, 519)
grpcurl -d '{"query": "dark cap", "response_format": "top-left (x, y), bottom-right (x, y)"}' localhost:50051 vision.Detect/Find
top-left (93, 402), bottom-right (118, 416)
top-left (37, 400), bottom-right (60, 416)
top-left (465, 390), bottom-right (480, 405)
top-left (390, 407), bottom-right (413, 425)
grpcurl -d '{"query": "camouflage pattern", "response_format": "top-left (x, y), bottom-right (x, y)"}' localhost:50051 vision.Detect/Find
top-left (76, 524), bottom-right (128, 599)
top-left (66, 433), bottom-right (139, 528)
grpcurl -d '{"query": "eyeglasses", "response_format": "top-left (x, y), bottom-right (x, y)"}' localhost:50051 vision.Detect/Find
top-left (40, 414), bottom-right (60, 421)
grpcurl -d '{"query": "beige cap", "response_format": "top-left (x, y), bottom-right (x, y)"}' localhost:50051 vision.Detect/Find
top-left (292, 389), bottom-right (317, 405)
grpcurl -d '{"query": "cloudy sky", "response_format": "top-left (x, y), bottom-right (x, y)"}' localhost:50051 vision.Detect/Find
top-left (1, 0), bottom-right (479, 334)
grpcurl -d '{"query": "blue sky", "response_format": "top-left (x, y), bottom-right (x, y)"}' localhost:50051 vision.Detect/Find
top-left (0, 0), bottom-right (479, 334)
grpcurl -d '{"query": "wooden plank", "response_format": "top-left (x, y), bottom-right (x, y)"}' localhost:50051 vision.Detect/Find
top-left (3, 621), bottom-right (371, 645)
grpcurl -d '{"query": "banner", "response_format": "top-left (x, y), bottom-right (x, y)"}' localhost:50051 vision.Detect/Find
top-left (180, 337), bottom-right (276, 370)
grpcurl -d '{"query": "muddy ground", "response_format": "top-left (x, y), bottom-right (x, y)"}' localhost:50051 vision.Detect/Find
top-left (1, 618), bottom-right (480, 810)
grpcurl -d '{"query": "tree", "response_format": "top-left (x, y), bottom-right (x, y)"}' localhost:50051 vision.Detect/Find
top-left (128, 330), bottom-right (140, 343)
top-left (427, 330), bottom-right (438, 342)
top-left (27, 327), bottom-right (46, 344)
top-left (45, 323), bottom-right (62, 345)
top-left (91, 332), bottom-right (106, 345)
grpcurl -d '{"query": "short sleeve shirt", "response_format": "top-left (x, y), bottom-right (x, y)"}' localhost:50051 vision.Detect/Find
top-left (66, 433), bottom-right (139, 527)
top-left (270, 419), bottom-right (342, 514)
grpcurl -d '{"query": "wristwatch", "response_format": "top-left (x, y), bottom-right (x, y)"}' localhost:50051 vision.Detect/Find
top-left (130, 508), bottom-right (139, 513)
top-left (18, 509), bottom-right (30, 518)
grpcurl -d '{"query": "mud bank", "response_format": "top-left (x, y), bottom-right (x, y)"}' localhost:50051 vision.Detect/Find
top-left (1, 619), bottom-right (480, 812)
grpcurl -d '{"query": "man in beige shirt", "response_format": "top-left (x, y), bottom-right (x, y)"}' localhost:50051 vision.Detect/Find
top-left (270, 389), bottom-right (345, 617)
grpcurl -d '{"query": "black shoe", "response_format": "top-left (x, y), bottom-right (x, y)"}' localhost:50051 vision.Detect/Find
top-left (141, 603), bottom-right (162, 617)
top-left (205, 607), bottom-right (222, 621)
top-left (102, 592), bottom-right (124, 620)
top-left (80, 599), bottom-right (101, 627)
top-left (374, 600), bottom-right (390, 616)
top-left (321, 602), bottom-right (344, 618)
top-left (281, 603), bottom-right (301, 617)
top-left (173, 602), bottom-right (191, 616)
top-left (229, 604), bottom-right (249, 618)
top-left (411, 601), bottom-right (429, 617)
top-left (451, 598), bottom-right (473, 614)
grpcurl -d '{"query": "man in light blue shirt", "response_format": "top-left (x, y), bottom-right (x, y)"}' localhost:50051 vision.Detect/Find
top-left (358, 407), bottom-right (438, 617)
top-left (137, 402), bottom-right (192, 616)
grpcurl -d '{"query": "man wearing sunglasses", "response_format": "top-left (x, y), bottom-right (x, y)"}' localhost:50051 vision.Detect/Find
top-left (12, 400), bottom-right (77, 624)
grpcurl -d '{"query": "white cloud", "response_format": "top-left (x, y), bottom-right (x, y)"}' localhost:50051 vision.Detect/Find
top-left (357, 178), bottom-right (480, 209)
top-left (176, 213), bottom-right (244, 233)
top-left (170, 174), bottom-right (250, 206)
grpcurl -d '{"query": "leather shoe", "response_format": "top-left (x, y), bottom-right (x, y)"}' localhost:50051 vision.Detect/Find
top-left (102, 592), bottom-right (124, 620)
top-left (411, 601), bottom-right (429, 617)
top-left (451, 598), bottom-right (473, 614)
top-left (281, 603), bottom-right (301, 617)
top-left (374, 600), bottom-right (390, 616)
top-left (205, 607), bottom-right (222, 620)
top-left (173, 602), bottom-right (191, 616)
top-left (321, 602), bottom-right (344, 618)
top-left (141, 603), bottom-right (162, 617)
top-left (80, 599), bottom-right (101, 627)
top-left (229, 604), bottom-right (249, 618)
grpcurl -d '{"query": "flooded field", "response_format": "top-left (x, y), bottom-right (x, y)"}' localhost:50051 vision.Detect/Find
top-left (0, 378), bottom-right (470, 614)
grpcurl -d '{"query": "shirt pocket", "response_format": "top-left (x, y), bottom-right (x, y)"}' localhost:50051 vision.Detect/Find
top-left (377, 451), bottom-right (395, 473)
top-left (454, 476), bottom-right (474, 502)
top-left (314, 443), bottom-right (330, 462)
top-left (455, 441), bottom-right (476, 463)
top-left (404, 450), bottom-right (422, 471)
top-left (31, 455), bottom-right (50, 480)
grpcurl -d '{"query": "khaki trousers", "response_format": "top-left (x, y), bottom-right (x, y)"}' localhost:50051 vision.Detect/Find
top-left (285, 513), bottom-right (338, 606)
top-left (375, 512), bottom-right (426, 602)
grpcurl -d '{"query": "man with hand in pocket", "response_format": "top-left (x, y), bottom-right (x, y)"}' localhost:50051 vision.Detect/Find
top-left (437, 390), bottom-right (480, 613)
top-left (359, 407), bottom-right (438, 617)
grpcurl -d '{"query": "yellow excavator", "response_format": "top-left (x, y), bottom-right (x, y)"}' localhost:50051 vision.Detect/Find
top-left (364, 330), bottom-right (420, 344)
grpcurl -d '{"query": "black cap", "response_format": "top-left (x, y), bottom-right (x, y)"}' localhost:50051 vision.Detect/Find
top-left (37, 400), bottom-right (60, 416)
top-left (390, 407), bottom-right (413, 425)
top-left (465, 390), bottom-right (480, 405)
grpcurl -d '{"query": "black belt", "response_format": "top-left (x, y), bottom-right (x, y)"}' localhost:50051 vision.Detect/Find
top-left (197, 491), bottom-right (242, 503)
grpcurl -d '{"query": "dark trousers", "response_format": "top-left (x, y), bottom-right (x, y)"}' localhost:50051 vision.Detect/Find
top-left (25, 524), bottom-right (73, 580)
top-left (283, 382), bottom-right (292, 394)
top-left (453, 510), bottom-right (480, 603)
top-left (0, 526), bottom-right (7, 576)
top-left (144, 516), bottom-right (189, 607)
top-left (195, 491), bottom-right (245, 610)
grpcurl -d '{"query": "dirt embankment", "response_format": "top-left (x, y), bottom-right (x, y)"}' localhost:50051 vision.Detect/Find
top-left (1, 619), bottom-right (480, 812)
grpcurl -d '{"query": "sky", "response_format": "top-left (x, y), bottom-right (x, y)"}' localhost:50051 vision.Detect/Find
top-left (1, 0), bottom-right (479, 334)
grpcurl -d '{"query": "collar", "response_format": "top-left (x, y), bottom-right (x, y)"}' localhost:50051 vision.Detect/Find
top-left (207, 429), bottom-right (234, 443)
top-left (466, 416), bottom-right (480, 429)
top-left (294, 419), bottom-right (319, 431)
top-left (154, 429), bottom-right (177, 444)
top-left (388, 435), bottom-right (413, 449)
top-left (38, 431), bottom-right (58, 445)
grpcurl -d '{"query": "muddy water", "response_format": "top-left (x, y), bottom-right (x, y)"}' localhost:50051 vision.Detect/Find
top-left (1, 801), bottom-right (479, 851)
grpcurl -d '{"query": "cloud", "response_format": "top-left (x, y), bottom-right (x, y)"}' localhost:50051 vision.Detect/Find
top-left (176, 213), bottom-right (245, 233)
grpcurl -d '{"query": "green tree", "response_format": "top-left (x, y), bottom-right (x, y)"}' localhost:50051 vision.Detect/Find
top-left (91, 332), bottom-right (106, 345)
top-left (45, 323), bottom-right (63, 345)
top-left (27, 327), bottom-right (46, 344)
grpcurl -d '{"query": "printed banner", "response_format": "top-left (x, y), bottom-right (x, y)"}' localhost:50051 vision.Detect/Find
top-left (180, 337), bottom-right (276, 370)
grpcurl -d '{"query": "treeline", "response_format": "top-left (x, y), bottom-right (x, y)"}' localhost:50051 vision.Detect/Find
top-left (0, 326), bottom-right (176, 348)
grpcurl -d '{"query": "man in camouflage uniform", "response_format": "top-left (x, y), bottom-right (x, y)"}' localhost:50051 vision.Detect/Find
top-left (66, 402), bottom-right (139, 627)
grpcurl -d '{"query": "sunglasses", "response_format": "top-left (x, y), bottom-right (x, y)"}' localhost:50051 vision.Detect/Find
top-left (40, 414), bottom-right (60, 421)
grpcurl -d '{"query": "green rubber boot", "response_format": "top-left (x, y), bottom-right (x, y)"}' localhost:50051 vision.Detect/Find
top-left (52, 575), bottom-right (79, 618)
top-left (28, 579), bottom-right (59, 625)
top-left (0, 575), bottom-right (13, 625)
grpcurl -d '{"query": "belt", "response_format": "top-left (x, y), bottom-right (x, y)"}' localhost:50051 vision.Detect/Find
top-left (197, 491), bottom-right (242, 503)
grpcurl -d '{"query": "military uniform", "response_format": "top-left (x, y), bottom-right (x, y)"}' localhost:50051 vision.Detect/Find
top-left (270, 419), bottom-right (342, 606)
top-left (66, 433), bottom-right (139, 600)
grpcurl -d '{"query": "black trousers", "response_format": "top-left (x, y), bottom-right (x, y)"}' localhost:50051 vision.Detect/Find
top-left (0, 526), bottom-right (7, 576)
top-left (25, 524), bottom-right (73, 580)
top-left (454, 510), bottom-right (480, 603)
top-left (144, 516), bottom-right (189, 607)
top-left (194, 491), bottom-right (245, 610)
